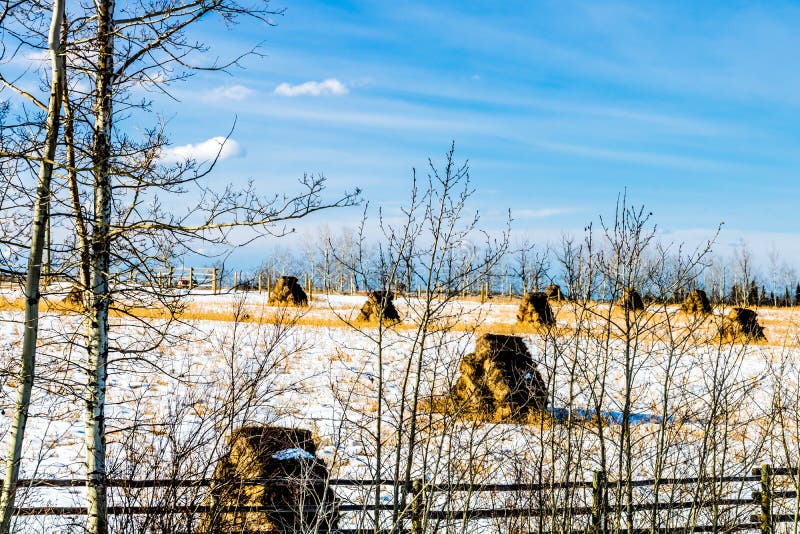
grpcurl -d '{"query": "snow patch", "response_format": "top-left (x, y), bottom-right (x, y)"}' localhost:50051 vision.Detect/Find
top-left (272, 448), bottom-right (315, 461)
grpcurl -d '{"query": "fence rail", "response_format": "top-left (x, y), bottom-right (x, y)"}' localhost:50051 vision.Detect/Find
top-left (11, 464), bottom-right (800, 532)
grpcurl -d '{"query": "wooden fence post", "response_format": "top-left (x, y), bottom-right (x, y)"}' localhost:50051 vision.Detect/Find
top-left (188, 267), bottom-right (194, 290)
top-left (411, 478), bottom-right (424, 534)
top-left (233, 271), bottom-right (238, 290)
top-left (592, 470), bottom-right (607, 534)
top-left (267, 276), bottom-right (271, 296)
top-left (258, 272), bottom-right (262, 292)
top-left (509, 283), bottom-right (512, 299)
top-left (168, 266), bottom-right (174, 288)
top-left (760, 463), bottom-right (773, 534)
top-left (212, 268), bottom-right (218, 295)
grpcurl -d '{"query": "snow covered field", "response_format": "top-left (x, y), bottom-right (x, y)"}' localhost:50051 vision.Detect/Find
top-left (0, 289), bottom-right (797, 531)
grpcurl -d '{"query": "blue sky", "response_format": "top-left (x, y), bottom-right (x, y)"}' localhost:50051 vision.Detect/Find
top-left (8, 0), bottom-right (800, 266)
top-left (157, 0), bottom-right (800, 263)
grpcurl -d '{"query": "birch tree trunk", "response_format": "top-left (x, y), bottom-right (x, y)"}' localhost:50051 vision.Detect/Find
top-left (0, 1), bottom-right (66, 531)
top-left (63, 45), bottom-right (91, 301)
top-left (85, 0), bottom-right (114, 531)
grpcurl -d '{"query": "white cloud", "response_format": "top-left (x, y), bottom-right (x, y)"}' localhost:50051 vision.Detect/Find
top-left (202, 84), bottom-right (254, 102)
top-left (274, 78), bottom-right (349, 97)
top-left (160, 136), bottom-right (244, 163)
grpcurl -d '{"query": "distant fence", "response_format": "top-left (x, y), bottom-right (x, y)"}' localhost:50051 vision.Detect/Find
top-left (12, 465), bottom-right (800, 532)
top-left (0, 263), bottom-right (535, 301)
top-left (140, 269), bottom-right (498, 300)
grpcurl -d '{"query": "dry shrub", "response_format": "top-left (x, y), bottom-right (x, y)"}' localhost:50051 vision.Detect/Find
top-left (200, 425), bottom-right (338, 533)
top-left (681, 289), bottom-right (712, 315)
top-left (356, 290), bottom-right (401, 324)
top-left (268, 276), bottom-right (308, 307)
top-left (443, 333), bottom-right (547, 423)
top-left (516, 292), bottom-right (556, 327)
top-left (718, 307), bottom-right (766, 342)
top-left (617, 287), bottom-right (644, 311)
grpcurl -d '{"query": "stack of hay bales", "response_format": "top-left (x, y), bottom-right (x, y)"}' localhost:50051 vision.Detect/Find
top-left (356, 291), bottom-right (401, 324)
top-left (681, 289), bottom-right (712, 315)
top-left (544, 284), bottom-right (563, 301)
top-left (268, 276), bottom-right (308, 306)
top-left (617, 287), bottom-right (644, 311)
top-left (719, 307), bottom-right (766, 342)
top-left (447, 334), bottom-right (547, 422)
top-left (200, 426), bottom-right (338, 533)
top-left (516, 292), bottom-right (556, 327)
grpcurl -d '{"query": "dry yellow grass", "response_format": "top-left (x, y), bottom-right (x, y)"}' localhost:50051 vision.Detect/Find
top-left (2, 293), bottom-right (797, 347)
top-left (420, 395), bottom-right (557, 429)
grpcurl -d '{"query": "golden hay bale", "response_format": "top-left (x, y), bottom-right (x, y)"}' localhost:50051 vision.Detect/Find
top-left (544, 284), bottom-right (563, 301)
top-left (62, 286), bottom-right (84, 309)
top-left (516, 292), bottom-right (556, 327)
top-left (681, 289), bottom-right (712, 315)
top-left (200, 425), bottom-right (338, 533)
top-left (356, 291), bottom-right (400, 323)
top-left (617, 287), bottom-right (644, 311)
top-left (718, 307), bottom-right (766, 342)
top-left (268, 276), bottom-right (308, 307)
top-left (445, 334), bottom-right (547, 423)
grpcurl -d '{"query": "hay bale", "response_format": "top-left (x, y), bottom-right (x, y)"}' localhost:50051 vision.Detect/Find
top-left (719, 307), bottom-right (766, 342)
top-left (516, 292), bottom-right (555, 327)
top-left (200, 425), bottom-right (338, 533)
top-left (268, 276), bottom-right (308, 306)
top-left (681, 289), bottom-right (712, 315)
top-left (446, 334), bottom-right (547, 422)
top-left (63, 286), bottom-right (84, 308)
top-left (617, 287), bottom-right (644, 311)
top-left (544, 284), bottom-right (563, 301)
top-left (356, 291), bottom-right (400, 323)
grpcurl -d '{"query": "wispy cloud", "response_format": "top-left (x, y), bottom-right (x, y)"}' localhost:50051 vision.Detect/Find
top-left (202, 84), bottom-right (254, 102)
top-left (25, 50), bottom-right (49, 63)
top-left (274, 78), bottom-right (348, 97)
top-left (513, 208), bottom-right (574, 219)
top-left (536, 141), bottom-right (728, 171)
top-left (1, 49), bottom-right (49, 69)
top-left (160, 136), bottom-right (244, 163)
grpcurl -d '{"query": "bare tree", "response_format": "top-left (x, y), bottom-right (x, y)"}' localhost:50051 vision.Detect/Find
top-left (323, 145), bottom-right (510, 532)
top-left (511, 239), bottom-right (550, 294)
top-left (1, 0), bottom-right (358, 531)
top-left (0, 0), bottom-right (66, 529)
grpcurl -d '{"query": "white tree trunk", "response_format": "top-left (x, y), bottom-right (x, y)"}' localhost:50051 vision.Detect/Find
top-left (0, 1), bottom-right (66, 531)
top-left (86, 1), bottom-right (114, 532)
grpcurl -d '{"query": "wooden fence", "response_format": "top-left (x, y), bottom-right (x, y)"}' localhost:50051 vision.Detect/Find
top-left (2, 263), bottom-right (529, 301)
top-left (10, 464), bottom-right (800, 532)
